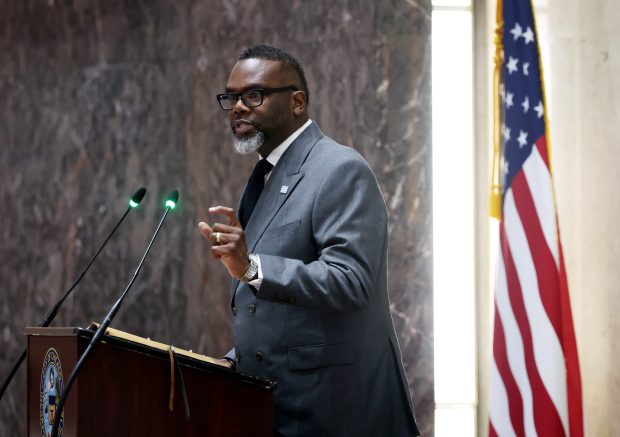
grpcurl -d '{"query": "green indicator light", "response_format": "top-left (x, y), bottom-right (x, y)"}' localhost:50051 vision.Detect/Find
top-left (129, 199), bottom-right (139, 208)
top-left (165, 200), bottom-right (176, 209)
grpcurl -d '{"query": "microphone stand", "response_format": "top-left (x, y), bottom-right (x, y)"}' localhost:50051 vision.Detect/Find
top-left (0, 188), bottom-right (146, 401)
top-left (51, 191), bottom-right (178, 437)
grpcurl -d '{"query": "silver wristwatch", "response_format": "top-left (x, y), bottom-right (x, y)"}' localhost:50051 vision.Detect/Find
top-left (239, 253), bottom-right (259, 283)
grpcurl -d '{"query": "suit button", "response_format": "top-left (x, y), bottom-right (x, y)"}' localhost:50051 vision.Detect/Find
top-left (249, 303), bottom-right (256, 313)
top-left (255, 351), bottom-right (263, 361)
top-left (232, 306), bottom-right (237, 316)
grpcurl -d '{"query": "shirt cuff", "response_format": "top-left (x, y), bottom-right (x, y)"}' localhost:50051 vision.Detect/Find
top-left (248, 254), bottom-right (263, 289)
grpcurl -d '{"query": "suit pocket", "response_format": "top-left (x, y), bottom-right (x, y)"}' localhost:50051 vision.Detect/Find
top-left (288, 342), bottom-right (356, 371)
top-left (261, 219), bottom-right (301, 241)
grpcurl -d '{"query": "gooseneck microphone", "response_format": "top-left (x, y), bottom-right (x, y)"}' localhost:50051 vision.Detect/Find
top-left (51, 190), bottom-right (179, 437)
top-left (0, 187), bottom-right (147, 402)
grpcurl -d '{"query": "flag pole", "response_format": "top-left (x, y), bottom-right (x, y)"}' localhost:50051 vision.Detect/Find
top-left (489, 0), bottom-right (504, 220)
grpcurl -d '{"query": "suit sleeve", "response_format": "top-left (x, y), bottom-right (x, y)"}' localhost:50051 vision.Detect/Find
top-left (255, 156), bottom-right (388, 311)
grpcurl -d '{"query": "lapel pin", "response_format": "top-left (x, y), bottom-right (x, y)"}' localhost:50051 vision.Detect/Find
top-left (280, 185), bottom-right (289, 194)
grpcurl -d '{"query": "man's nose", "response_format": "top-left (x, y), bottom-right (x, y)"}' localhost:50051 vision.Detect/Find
top-left (232, 97), bottom-right (251, 114)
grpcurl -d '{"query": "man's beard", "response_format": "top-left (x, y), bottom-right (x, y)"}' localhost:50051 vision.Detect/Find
top-left (231, 106), bottom-right (294, 155)
top-left (233, 130), bottom-right (265, 155)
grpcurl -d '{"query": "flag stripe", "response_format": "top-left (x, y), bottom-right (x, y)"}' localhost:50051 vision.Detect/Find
top-left (534, 136), bottom-right (550, 168)
top-left (500, 218), bottom-right (566, 436)
top-left (494, 249), bottom-right (536, 436)
top-left (489, 422), bottom-right (500, 437)
top-left (490, 352), bottom-right (519, 437)
top-left (512, 169), bottom-right (562, 338)
top-left (512, 167), bottom-right (570, 431)
top-left (491, 305), bottom-right (523, 437)
top-left (558, 245), bottom-right (584, 437)
top-left (522, 141), bottom-right (559, 267)
top-left (504, 190), bottom-right (569, 435)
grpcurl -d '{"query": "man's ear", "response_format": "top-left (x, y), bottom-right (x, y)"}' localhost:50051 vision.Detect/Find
top-left (292, 90), bottom-right (307, 116)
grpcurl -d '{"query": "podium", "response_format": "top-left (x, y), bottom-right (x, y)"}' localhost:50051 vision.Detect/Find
top-left (26, 326), bottom-right (275, 437)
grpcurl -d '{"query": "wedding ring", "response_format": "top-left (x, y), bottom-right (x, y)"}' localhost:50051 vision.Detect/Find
top-left (215, 232), bottom-right (221, 244)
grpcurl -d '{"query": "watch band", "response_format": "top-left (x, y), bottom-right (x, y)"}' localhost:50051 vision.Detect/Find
top-left (239, 253), bottom-right (259, 283)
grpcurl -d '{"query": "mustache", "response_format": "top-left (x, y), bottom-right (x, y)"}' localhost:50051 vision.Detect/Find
top-left (232, 118), bottom-right (257, 126)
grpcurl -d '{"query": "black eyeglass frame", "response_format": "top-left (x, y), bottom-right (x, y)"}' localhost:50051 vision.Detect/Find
top-left (216, 85), bottom-right (300, 110)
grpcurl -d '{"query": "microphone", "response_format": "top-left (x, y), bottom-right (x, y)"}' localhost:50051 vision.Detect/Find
top-left (0, 187), bottom-right (147, 401)
top-left (51, 190), bottom-right (179, 437)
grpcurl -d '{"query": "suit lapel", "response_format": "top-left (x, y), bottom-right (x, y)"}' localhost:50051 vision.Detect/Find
top-left (232, 122), bottom-right (323, 299)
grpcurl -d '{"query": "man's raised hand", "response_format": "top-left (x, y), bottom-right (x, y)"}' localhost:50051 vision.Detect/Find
top-left (198, 206), bottom-right (250, 279)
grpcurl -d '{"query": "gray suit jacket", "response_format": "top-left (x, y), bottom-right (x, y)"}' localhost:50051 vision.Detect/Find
top-left (230, 122), bottom-right (420, 436)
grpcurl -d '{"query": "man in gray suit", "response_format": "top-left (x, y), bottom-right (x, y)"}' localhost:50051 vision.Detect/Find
top-left (199, 45), bottom-right (420, 436)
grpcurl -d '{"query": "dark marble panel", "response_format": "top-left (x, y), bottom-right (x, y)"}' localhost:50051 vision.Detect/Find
top-left (0, 0), bottom-right (432, 435)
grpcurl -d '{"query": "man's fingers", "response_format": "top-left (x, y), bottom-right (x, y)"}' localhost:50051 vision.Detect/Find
top-left (211, 242), bottom-right (235, 253)
top-left (211, 243), bottom-right (236, 257)
top-left (212, 232), bottom-right (241, 245)
top-left (209, 206), bottom-right (241, 226)
top-left (203, 209), bottom-right (247, 278)
top-left (211, 223), bottom-right (242, 234)
top-left (198, 221), bottom-right (213, 239)
top-left (208, 206), bottom-right (234, 215)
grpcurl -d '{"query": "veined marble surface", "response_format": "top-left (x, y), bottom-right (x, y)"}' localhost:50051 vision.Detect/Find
top-left (0, 1), bottom-right (432, 434)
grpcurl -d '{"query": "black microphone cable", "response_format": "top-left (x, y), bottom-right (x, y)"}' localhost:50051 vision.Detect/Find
top-left (0, 187), bottom-right (147, 401)
top-left (50, 190), bottom-right (179, 437)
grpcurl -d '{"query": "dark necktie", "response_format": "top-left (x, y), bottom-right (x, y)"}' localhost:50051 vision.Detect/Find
top-left (239, 159), bottom-right (274, 228)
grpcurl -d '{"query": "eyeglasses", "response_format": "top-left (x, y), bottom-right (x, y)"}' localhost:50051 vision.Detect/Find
top-left (216, 85), bottom-right (299, 110)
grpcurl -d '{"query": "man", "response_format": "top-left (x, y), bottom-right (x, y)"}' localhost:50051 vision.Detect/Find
top-left (199, 45), bottom-right (420, 436)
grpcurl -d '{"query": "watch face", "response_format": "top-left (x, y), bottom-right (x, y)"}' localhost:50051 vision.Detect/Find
top-left (241, 257), bottom-right (258, 282)
top-left (246, 265), bottom-right (258, 281)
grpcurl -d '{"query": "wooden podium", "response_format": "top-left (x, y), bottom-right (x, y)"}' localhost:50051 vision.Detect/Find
top-left (26, 326), bottom-right (275, 436)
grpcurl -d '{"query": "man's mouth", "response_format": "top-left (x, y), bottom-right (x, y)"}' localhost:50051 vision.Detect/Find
top-left (232, 119), bottom-right (256, 136)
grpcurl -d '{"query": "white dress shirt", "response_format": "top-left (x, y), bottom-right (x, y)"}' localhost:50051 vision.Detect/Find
top-left (249, 119), bottom-right (313, 289)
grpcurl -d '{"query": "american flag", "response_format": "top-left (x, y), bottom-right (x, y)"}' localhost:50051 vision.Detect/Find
top-left (488, 1), bottom-right (583, 436)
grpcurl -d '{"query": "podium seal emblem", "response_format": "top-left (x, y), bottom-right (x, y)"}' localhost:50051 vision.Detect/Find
top-left (40, 348), bottom-right (64, 437)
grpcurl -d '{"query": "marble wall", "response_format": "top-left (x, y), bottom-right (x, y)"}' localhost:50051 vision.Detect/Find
top-left (0, 0), bottom-right (432, 435)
